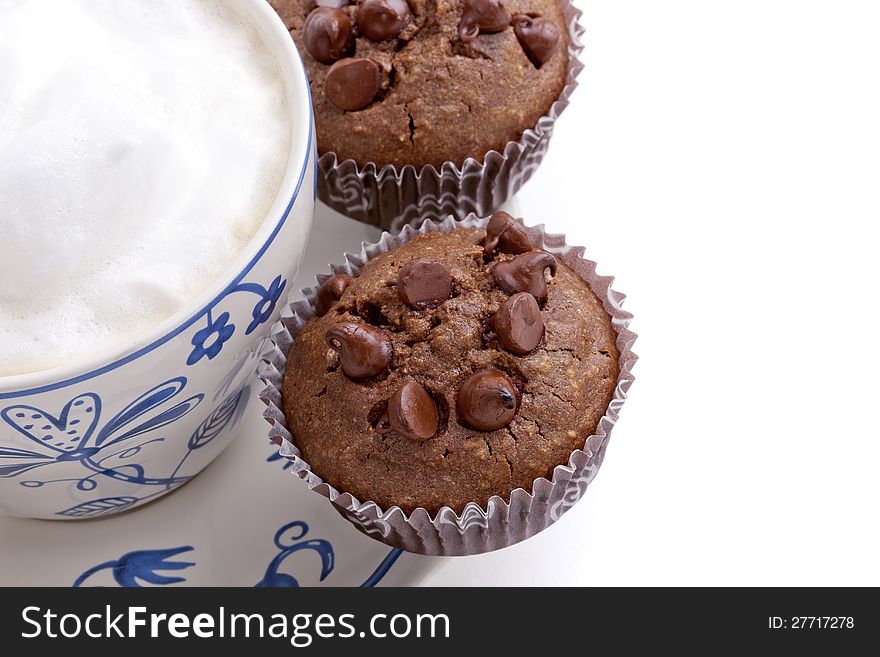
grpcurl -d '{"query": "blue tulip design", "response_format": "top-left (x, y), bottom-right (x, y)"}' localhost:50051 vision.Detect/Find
top-left (74, 546), bottom-right (195, 588)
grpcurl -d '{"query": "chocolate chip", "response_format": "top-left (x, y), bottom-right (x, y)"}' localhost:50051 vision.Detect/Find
top-left (356, 0), bottom-right (410, 42)
top-left (483, 210), bottom-right (533, 256)
top-left (490, 251), bottom-right (557, 302)
top-left (456, 369), bottom-right (518, 431)
top-left (325, 58), bottom-right (382, 111)
top-left (313, 0), bottom-right (350, 8)
top-left (388, 381), bottom-right (439, 441)
top-left (397, 258), bottom-right (453, 309)
top-left (304, 8), bottom-right (354, 65)
top-left (512, 14), bottom-right (560, 67)
top-left (493, 292), bottom-right (544, 354)
top-left (314, 273), bottom-right (352, 316)
top-left (325, 321), bottom-right (392, 379)
top-left (458, 0), bottom-right (512, 42)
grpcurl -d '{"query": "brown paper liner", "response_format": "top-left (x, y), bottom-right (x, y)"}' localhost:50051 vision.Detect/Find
top-left (259, 214), bottom-right (636, 556)
top-left (316, 0), bottom-right (586, 231)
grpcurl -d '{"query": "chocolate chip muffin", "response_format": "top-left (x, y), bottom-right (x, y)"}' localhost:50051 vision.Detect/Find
top-left (281, 213), bottom-right (619, 514)
top-left (269, 0), bottom-right (570, 168)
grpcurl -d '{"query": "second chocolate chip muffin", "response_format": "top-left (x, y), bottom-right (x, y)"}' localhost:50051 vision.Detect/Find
top-left (282, 213), bottom-right (619, 514)
top-left (269, 0), bottom-right (570, 168)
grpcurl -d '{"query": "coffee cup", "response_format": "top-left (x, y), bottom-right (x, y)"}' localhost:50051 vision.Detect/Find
top-left (0, 0), bottom-right (316, 519)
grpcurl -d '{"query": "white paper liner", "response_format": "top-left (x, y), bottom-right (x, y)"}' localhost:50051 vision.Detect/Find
top-left (316, 0), bottom-right (586, 231)
top-left (259, 214), bottom-right (637, 556)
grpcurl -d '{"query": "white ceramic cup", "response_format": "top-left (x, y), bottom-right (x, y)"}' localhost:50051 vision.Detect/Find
top-left (0, 0), bottom-right (315, 520)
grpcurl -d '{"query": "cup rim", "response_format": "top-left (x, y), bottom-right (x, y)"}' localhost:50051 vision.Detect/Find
top-left (0, 0), bottom-right (313, 398)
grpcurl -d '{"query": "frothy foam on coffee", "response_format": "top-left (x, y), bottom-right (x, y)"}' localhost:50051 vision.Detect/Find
top-left (0, 0), bottom-right (291, 376)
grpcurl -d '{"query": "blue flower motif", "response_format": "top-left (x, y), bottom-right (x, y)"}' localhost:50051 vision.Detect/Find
top-left (73, 546), bottom-right (195, 587)
top-left (70, 524), bottom-right (400, 588)
top-left (245, 275), bottom-right (286, 335)
top-left (0, 378), bottom-right (202, 490)
top-left (183, 273), bottom-right (285, 367)
top-left (187, 311), bottom-right (235, 366)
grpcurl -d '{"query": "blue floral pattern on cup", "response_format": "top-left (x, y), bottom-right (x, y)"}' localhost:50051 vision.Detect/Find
top-left (0, 272), bottom-right (293, 517)
top-left (0, 268), bottom-right (283, 518)
top-left (0, 378), bottom-right (202, 490)
top-left (246, 275), bottom-right (286, 335)
top-left (186, 274), bottom-right (287, 367)
top-left (187, 312), bottom-right (235, 366)
top-left (0, 376), bottom-right (250, 518)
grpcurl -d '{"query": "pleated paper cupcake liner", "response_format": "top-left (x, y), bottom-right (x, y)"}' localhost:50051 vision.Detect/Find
top-left (316, 0), bottom-right (586, 231)
top-left (259, 213), bottom-right (637, 556)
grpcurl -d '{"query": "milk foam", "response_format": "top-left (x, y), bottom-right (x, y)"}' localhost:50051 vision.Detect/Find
top-left (0, 0), bottom-right (291, 376)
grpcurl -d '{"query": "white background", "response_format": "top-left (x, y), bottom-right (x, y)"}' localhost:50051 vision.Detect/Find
top-left (388, 0), bottom-right (880, 585)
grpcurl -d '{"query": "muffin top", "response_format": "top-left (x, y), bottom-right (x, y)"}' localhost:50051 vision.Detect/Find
top-left (282, 215), bottom-right (619, 514)
top-left (269, 0), bottom-right (570, 168)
